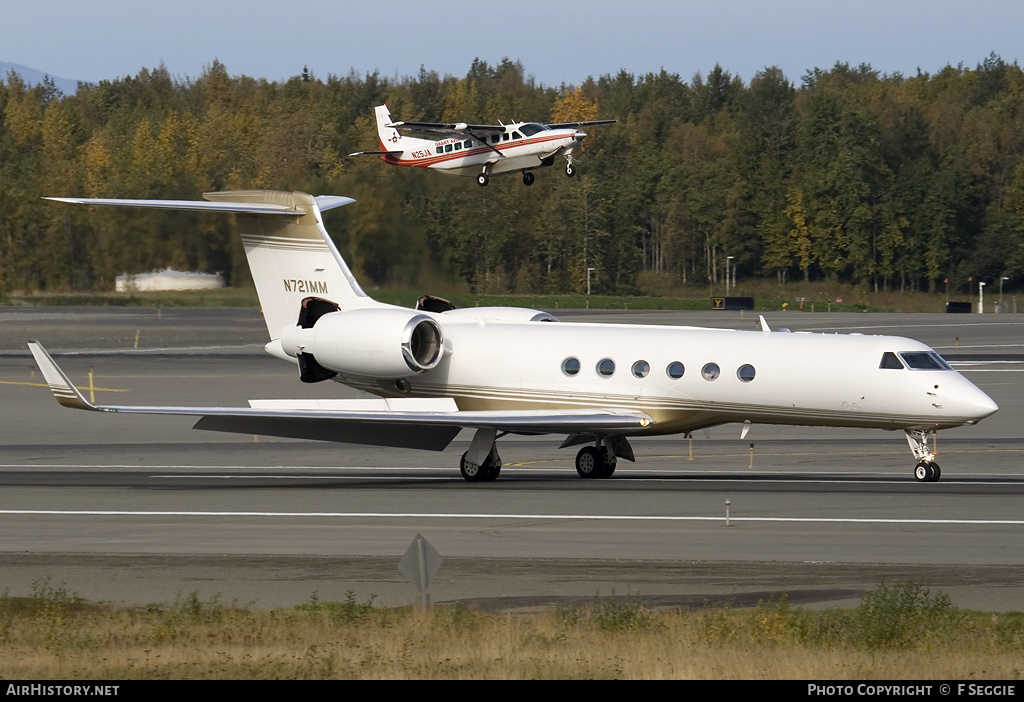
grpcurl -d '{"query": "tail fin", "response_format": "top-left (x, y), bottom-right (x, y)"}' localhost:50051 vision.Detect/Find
top-left (375, 104), bottom-right (404, 151)
top-left (44, 191), bottom-right (383, 341)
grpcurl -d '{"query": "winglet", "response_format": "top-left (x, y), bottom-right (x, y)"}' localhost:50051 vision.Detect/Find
top-left (758, 315), bottom-right (772, 334)
top-left (26, 341), bottom-right (98, 411)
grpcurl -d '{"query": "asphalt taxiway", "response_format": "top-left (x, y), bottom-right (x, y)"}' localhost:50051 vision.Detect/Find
top-left (1, 307), bottom-right (1023, 611)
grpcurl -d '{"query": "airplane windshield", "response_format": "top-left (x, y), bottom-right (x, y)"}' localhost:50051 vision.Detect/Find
top-left (879, 352), bottom-right (904, 369)
top-left (898, 351), bottom-right (954, 370)
top-left (519, 123), bottom-right (548, 136)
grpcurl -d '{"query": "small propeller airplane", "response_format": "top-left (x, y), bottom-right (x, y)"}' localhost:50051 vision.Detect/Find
top-left (31, 190), bottom-right (997, 483)
top-left (350, 105), bottom-right (615, 186)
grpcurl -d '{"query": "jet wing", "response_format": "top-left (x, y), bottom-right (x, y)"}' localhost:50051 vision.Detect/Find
top-left (43, 195), bottom-right (356, 214)
top-left (28, 341), bottom-right (653, 451)
top-left (544, 119), bottom-right (617, 129)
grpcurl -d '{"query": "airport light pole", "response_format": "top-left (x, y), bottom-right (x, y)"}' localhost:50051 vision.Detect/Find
top-left (587, 267), bottom-right (595, 296)
top-left (726, 256), bottom-right (734, 296)
top-left (979, 281), bottom-right (986, 314)
top-left (1000, 277), bottom-right (1009, 313)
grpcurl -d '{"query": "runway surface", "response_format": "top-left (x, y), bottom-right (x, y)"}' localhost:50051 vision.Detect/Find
top-left (2, 306), bottom-right (1023, 611)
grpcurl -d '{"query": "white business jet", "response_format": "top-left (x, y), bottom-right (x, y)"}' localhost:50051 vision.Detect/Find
top-left (350, 105), bottom-right (614, 186)
top-left (31, 190), bottom-right (997, 482)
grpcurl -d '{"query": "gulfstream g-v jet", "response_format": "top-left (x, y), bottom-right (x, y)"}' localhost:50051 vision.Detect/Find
top-left (31, 191), bottom-right (997, 482)
top-left (350, 104), bottom-right (615, 186)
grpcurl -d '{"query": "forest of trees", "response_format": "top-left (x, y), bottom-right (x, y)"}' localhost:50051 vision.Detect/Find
top-left (1, 54), bottom-right (1023, 297)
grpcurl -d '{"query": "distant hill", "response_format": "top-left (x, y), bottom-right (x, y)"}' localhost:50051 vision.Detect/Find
top-left (0, 61), bottom-right (80, 96)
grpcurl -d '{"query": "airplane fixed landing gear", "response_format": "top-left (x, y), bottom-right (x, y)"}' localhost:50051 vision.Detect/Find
top-left (522, 171), bottom-right (535, 186)
top-left (477, 173), bottom-right (489, 186)
top-left (575, 443), bottom-right (617, 478)
top-left (566, 163), bottom-right (576, 177)
top-left (906, 429), bottom-right (941, 482)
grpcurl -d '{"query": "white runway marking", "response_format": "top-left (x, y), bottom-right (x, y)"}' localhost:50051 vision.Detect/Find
top-left (1, 509), bottom-right (1023, 526)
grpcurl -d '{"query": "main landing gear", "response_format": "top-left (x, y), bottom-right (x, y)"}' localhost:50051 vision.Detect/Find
top-left (457, 430), bottom-right (625, 482)
top-left (477, 173), bottom-right (489, 186)
top-left (460, 448), bottom-right (501, 481)
top-left (574, 443), bottom-right (617, 479)
top-left (522, 171), bottom-right (535, 186)
top-left (566, 163), bottom-right (576, 177)
top-left (906, 429), bottom-right (941, 482)
top-left (460, 428), bottom-right (502, 482)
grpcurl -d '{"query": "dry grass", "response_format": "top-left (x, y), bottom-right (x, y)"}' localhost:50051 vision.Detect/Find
top-left (1, 583), bottom-right (1022, 679)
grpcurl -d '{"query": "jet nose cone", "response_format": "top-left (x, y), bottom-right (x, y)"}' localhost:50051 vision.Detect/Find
top-left (962, 386), bottom-right (999, 423)
top-left (976, 394), bottom-right (999, 419)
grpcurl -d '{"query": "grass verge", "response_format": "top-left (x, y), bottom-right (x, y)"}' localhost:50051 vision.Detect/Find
top-left (1, 580), bottom-right (1021, 679)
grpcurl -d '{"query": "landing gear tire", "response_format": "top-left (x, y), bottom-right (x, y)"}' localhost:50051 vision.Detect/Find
top-left (522, 171), bottom-right (535, 186)
top-left (566, 163), bottom-right (576, 177)
top-left (461, 451), bottom-right (500, 482)
top-left (477, 173), bottom-right (489, 187)
top-left (575, 446), bottom-right (615, 478)
top-left (575, 446), bottom-right (603, 478)
top-left (914, 461), bottom-right (940, 482)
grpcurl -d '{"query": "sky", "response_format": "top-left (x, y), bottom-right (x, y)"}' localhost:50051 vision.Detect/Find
top-left (3, 0), bottom-right (1022, 91)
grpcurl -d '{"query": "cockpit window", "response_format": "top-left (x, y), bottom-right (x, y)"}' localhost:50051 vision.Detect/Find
top-left (519, 123), bottom-right (547, 136)
top-left (879, 352), bottom-right (905, 369)
top-left (898, 351), bottom-right (953, 370)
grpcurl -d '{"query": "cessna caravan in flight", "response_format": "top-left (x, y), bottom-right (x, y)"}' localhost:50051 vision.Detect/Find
top-left (31, 191), bottom-right (997, 482)
top-left (350, 105), bottom-right (615, 186)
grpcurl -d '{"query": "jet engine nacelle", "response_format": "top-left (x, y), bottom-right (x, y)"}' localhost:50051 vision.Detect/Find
top-left (280, 308), bottom-right (445, 378)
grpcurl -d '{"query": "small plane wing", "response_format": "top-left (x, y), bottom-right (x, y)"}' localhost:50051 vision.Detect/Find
top-left (387, 121), bottom-right (506, 139)
top-left (544, 119), bottom-right (617, 129)
top-left (28, 341), bottom-right (653, 451)
top-left (348, 150), bottom-right (404, 157)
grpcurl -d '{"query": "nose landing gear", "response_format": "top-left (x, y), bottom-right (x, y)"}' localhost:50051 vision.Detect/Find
top-left (906, 429), bottom-right (941, 482)
top-left (914, 461), bottom-right (941, 482)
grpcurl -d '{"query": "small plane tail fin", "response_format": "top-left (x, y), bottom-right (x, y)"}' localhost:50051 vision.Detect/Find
top-left (375, 104), bottom-right (404, 151)
top-left (45, 191), bottom-right (384, 341)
